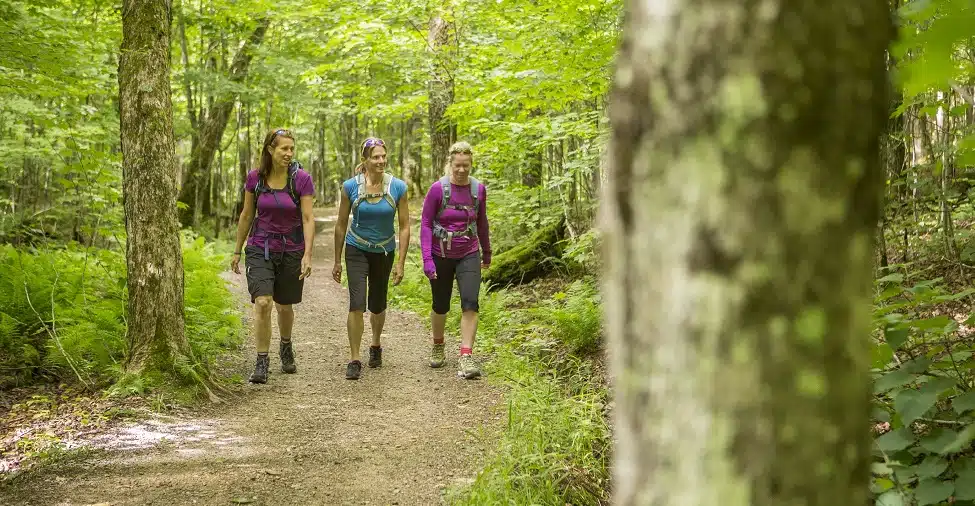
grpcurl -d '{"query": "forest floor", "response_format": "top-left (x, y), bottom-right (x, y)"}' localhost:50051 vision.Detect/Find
top-left (0, 207), bottom-right (505, 505)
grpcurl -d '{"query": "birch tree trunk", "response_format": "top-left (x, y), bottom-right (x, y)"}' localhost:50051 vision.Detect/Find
top-left (601, 1), bottom-right (892, 505)
top-left (118, 0), bottom-right (192, 379)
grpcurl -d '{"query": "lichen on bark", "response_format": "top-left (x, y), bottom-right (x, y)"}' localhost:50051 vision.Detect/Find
top-left (119, 0), bottom-right (212, 397)
top-left (602, 0), bottom-right (892, 505)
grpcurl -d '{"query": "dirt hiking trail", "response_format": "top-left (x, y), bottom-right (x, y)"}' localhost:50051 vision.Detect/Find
top-left (1, 207), bottom-right (505, 506)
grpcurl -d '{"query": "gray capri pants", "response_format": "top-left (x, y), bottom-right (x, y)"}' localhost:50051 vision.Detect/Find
top-left (345, 245), bottom-right (395, 313)
top-left (430, 252), bottom-right (481, 314)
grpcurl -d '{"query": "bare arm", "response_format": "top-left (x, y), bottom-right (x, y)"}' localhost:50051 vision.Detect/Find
top-left (396, 191), bottom-right (411, 268)
top-left (300, 195), bottom-right (315, 260)
top-left (230, 191), bottom-right (255, 274)
top-left (234, 191), bottom-right (256, 254)
top-left (333, 190), bottom-right (351, 271)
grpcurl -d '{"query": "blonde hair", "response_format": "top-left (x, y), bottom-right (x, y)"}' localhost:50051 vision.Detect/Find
top-left (443, 141), bottom-right (473, 175)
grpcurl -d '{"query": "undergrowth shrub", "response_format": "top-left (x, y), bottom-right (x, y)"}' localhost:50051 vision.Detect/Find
top-left (870, 264), bottom-right (975, 506)
top-left (0, 233), bottom-right (242, 392)
top-left (389, 248), bottom-right (609, 504)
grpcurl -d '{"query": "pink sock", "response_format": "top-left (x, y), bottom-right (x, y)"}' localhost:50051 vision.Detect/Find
top-left (460, 346), bottom-right (472, 356)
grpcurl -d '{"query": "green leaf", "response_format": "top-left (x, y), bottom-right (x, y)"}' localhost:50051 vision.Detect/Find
top-left (874, 343), bottom-right (895, 368)
top-left (878, 273), bottom-right (905, 284)
top-left (913, 478), bottom-right (952, 506)
top-left (875, 489), bottom-right (906, 506)
top-left (872, 462), bottom-right (894, 475)
top-left (920, 425), bottom-right (975, 455)
top-left (910, 315), bottom-right (955, 332)
top-left (902, 357), bottom-right (933, 374)
top-left (919, 376), bottom-right (956, 396)
top-left (938, 423), bottom-right (975, 454)
top-left (954, 459), bottom-right (975, 500)
top-left (885, 327), bottom-right (910, 350)
top-left (877, 428), bottom-right (916, 452)
top-left (920, 428), bottom-right (957, 453)
top-left (953, 391), bottom-right (975, 414)
top-left (876, 369), bottom-right (917, 393)
top-left (915, 456), bottom-right (949, 479)
top-left (894, 388), bottom-right (938, 426)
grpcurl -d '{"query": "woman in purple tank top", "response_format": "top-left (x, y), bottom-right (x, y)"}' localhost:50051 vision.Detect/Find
top-left (420, 141), bottom-right (492, 379)
top-left (230, 128), bottom-right (316, 385)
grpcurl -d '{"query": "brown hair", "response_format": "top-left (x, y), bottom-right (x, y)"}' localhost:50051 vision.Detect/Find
top-left (354, 137), bottom-right (386, 174)
top-left (443, 141), bottom-right (473, 175)
top-left (259, 128), bottom-right (295, 180)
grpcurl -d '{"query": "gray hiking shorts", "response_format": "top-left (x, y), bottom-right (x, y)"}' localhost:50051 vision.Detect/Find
top-left (345, 245), bottom-right (395, 314)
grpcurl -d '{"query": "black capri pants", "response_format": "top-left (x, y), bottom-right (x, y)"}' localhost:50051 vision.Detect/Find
top-left (345, 245), bottom-right (395, 314)
top-left (430, 252), bottom-right (481, 315)
top-left (244, 245), bottom-right (304, 305)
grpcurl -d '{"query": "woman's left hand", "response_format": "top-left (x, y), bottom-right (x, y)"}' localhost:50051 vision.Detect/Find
top-left (481, 261), bottom-right (490, 270)
top-left (392, 263), bottom-right (405, 286)
top-left (299, 255), bottom-right (313, 280)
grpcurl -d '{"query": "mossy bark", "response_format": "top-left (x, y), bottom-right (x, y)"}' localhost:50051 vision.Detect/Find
top-left (483, 218), bottom-right (565, 289)
top-left (602, 1), bottom-right (892, 505)
top-left (118, 0), bottom-right (195, 386)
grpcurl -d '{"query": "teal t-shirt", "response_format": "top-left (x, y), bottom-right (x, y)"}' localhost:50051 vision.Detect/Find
top-left (343, 175), bottom-right (408, 253)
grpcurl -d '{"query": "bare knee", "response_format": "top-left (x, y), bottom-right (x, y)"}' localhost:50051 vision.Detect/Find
top-left (275, 303), bottom-right (293, 315)
top-left (254, 296), bottom-right (274, 315)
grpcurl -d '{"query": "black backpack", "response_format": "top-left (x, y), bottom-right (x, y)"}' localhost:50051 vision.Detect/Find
top-left (250, 161), bottom-right (305, 258)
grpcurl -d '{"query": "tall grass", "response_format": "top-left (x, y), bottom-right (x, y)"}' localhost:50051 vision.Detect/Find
top-left (390, 249), bottom-right (610, 504)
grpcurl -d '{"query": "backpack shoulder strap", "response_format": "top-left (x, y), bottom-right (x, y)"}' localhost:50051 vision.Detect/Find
top-left (286, 162), bottom-right (301, 206)
top-left (469, 177), bottom-right (481, 211)
top-left (382, 173), bottom-right (396, 211)
top-left (436, 176), bottom-right (451, 221)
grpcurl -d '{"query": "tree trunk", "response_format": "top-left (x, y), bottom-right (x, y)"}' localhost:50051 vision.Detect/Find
top-left (428, 11), bottom-right (455, 176)
top-left (118, 0), bottom-right (191, 379)
top-left (234, 101), bottom-right (249, 218)
top-left (601, 1), bottom-right (892, 505)
top-left (178, 18), bottom-right (270, 228)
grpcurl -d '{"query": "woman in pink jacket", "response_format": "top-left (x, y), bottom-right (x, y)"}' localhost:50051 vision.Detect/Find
top-left (419, 141), bottom-right (492, 379)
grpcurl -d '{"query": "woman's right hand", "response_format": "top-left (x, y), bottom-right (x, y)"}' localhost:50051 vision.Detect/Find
top-left (332, 262), bottom-right (342, 283)
top-left (231, 253), bottom-right (241, 274)
top-left (423, 259), bottom-right (437, 280)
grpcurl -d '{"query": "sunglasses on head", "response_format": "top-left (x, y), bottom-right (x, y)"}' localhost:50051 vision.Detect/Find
top-left (362, 138), bottom-right (385, 149)
top-left (271, 129), bottom-right (293, 140)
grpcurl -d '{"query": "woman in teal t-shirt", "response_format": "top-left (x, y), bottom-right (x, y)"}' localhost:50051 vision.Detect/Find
top-left (332, 137), bottom-right (411, 380)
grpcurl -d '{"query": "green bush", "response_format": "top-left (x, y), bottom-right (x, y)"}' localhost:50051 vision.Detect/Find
top-left (388, 248), bottom-right (609, 504)
top-left (0, 233), bottom-right (242, 391)
top-left (870, 265), bottom-right (975, 506)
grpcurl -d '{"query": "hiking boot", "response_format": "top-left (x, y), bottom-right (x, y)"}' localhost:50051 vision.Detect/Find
top-left (429, 343), bottom-right (446, 368)
top-left (280, 340), bottom-right (297, 374)
top-left (457, 354), bottom-right (481, 380)
top-left (249, 354), bottom-right (270, 384)
top-left (368, 346), bottom-right (383, 368)
top-left (346, 360), bottom-right (362, 380)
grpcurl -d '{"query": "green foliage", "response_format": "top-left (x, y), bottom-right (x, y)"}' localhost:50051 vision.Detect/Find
top-left (870, 266), bottom-right (975, 505)
top-left (390, 249), bottom-right (608, 504)
top-left (0, 235), bottom-right (242, 392)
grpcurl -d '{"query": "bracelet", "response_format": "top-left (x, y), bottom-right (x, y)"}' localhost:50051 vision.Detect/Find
top-left (233, 252), bottom-right (241, 256)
